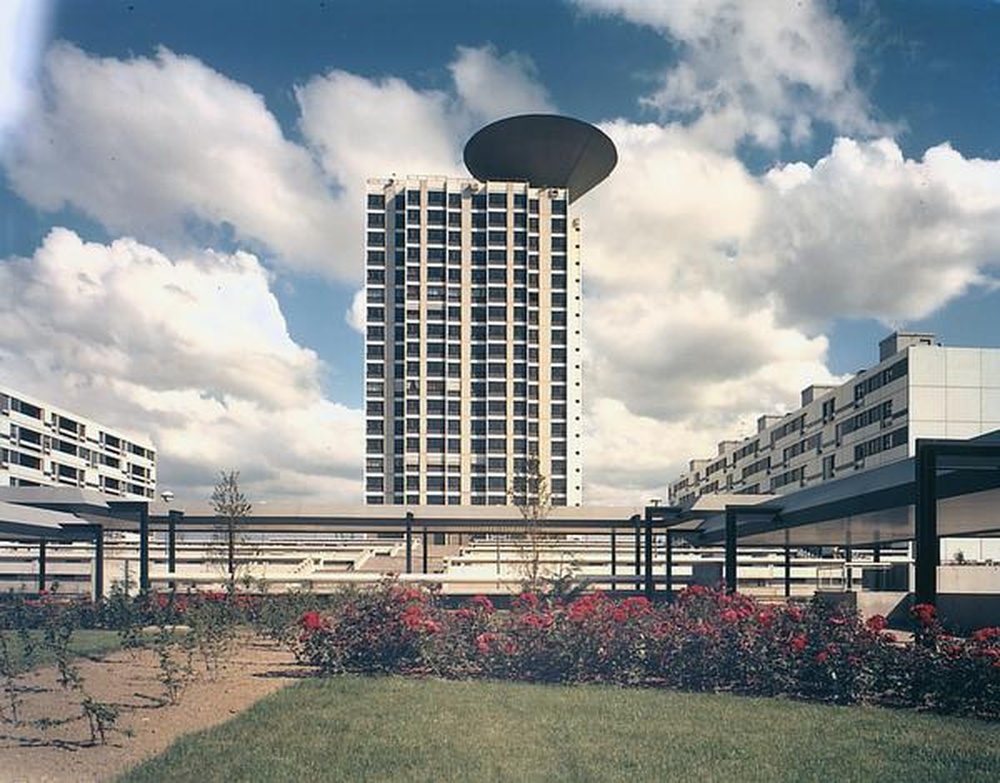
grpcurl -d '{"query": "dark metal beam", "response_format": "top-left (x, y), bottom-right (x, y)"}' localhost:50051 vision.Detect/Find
top-left (92, 525), bottom-right (104, 602)
top-left (784, 546), bottom-right (792, 599)
top-left (664, 530), bottom-right (673, 597)
top-left (632, 515), bottom-right (640, 580)
top-left (38, 538), bottom-right (47, 593)
top-left (139, 503), bottom-right (149, 592)
top-left (643, 507), bottom-right (654, 597)
top-left (422, 527), bottom-right (428, 574)
top-left (405, 511), bottom-right (414, 574)
top-left (167, 510), bottom-right (182, 591)
top-left (915, 439), bottom-right (939, 605)
top-left (725, 507), bottom-right (738, 594)
top-left (610, 530), bottom-right (617, 591)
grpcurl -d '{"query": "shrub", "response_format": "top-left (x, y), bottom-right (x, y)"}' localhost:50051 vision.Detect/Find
top-left (295, 583), bottom-right (1000, 721)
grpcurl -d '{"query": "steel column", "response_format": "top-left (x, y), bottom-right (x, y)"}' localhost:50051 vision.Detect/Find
top-left (643, 508), bottom-right (654, 597)
top-left (422, 528), bottom-right (428, 574)
top-left (724, 507), bottom-right (738, 594)
top-left (783, 546), bottom-right (792, 598)
top-left (138, 503), bottom-right (150, 592)
top-left (664, 530), bottom-right (673, 597)
top-left (92, 525), bottom-right (104, 601)
top-left (914, 440), bottom-right (938, 606)
top-left (167, 510), bottom-right (181, 590)
top-left (38, 539), bottom-right (47, 592)
top-left (632, 515), bottom-right (641, 580)
top-left (405, 511), bottom-right (414, 574)
top-left (610, 530), bottom-right (617, 591)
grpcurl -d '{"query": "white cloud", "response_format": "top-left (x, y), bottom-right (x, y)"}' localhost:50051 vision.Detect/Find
top-left (296, 71), bottom-right (462, 190)
top-left (579, 119), bottom-right (761, 293)
top-left (571, 0), bottom-right (883, 149)
top-left (449, 44), bottom-right (554, 122)
top-left (297, 44), bottom-right (552, 190)
top-left (7, 33), bottom-right (1000, 507)
top-left (345, 288), bottom-right (367, 335)
top-left (295, 43), bottom-right (553, 284)
top-left (0, 229), bottom-right (363, 502)
top-left (572, 120), bottom-right (998, 498)
top-left (2, 41), bottom-right (555, 285)
top-left (2, 43), bottom-right (342, 276)
top-left (734, 138), bottom-right (1000, 326)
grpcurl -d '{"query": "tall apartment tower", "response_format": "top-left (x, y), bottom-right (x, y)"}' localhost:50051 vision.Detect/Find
top-left (364, 115), bottom-right (616, 508)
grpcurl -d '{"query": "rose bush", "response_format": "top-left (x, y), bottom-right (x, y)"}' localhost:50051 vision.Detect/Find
top-left (295, 584), bottom-right (1000, 720)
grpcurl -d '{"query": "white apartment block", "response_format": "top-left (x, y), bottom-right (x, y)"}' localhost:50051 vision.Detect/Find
top-left (669, 332), bottom-right (1000, 506)
top-left (363, 176), bottom-right (584, 507)
top-left (0, 384), bottom-right (156, 500)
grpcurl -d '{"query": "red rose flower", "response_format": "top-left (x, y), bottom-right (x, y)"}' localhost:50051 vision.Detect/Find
top-left (972, 626), bottom-right (1000, 643)
top-left (865, 614), bottom-right (888, 632)
top-left (470, 595), bottom-right (495, 614)
top-left (912, 603), bottom-right (937, 627)
top-left (300, 611), bottom-right (324, 631)
top-left (475, 632), bottom-right (497, 654)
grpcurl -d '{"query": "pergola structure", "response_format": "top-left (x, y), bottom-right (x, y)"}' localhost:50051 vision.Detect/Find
top-left (694, 434), bottom-right (1000, 603)
top-left (2, 433), bottom-right (998, 604)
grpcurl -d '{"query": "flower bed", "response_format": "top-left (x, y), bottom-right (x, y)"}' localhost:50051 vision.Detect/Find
top-left (295, 584), bottom-right (1000, 721)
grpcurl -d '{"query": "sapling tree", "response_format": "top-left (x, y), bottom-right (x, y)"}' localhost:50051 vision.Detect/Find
top-left (511, 455), bottom-right (552, 590)
top-left (210, 470), bottom-right (252, 589)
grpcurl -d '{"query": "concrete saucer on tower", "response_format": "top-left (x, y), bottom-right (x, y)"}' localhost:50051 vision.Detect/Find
top-left (463, 114), bottom-right (617, 203)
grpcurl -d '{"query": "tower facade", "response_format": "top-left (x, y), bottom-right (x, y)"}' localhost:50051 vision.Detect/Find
top-left (363, 176), bottom-right (583, 507)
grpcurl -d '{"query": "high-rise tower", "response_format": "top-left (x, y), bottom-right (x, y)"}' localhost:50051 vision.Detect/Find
top-left (363, 115), bottom-right (616, 507)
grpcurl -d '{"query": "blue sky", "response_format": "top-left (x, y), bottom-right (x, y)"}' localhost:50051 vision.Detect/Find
top-left (1, 0), bottom-right (999, 503)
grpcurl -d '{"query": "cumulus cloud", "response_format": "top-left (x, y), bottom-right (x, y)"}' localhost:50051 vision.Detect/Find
top-left (734, 138), bottom-right (1000, 326)
top-left (298, 43), bottom-right (552, 190)
top-left (1, 41), bottom-right (554, 284)
top-left (586, 289), bottom-right (838, 421)
top-left (574, 122), bottom-right (1000, 503)
top-left (6, 31), bottom-right (1000, 507)
top-left (449, 44), bottom-right (554, 122)
top-left (2, 43), bottom-right (341, 275)
top-left (571, 0), bottom-right (884, 149)
top-left (579, 119), bottom-right (761, 293)
top-left (295, 43), bottom-right (554, 276)
top-left (0, 229), bottom-right (362, 501)
top-left (583, 398), bottom-right (731, 505)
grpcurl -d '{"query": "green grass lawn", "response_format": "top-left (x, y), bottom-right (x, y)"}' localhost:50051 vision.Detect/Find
top-left (1, 629), bottom-right (122, 673)
top-left (121, 676), bottom-right (1000, 783)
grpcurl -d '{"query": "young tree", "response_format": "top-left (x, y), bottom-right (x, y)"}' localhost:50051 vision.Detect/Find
top-left (210, 470), bottom-right (252, 588)
top-left (511, 455), bottom-right (551, 590)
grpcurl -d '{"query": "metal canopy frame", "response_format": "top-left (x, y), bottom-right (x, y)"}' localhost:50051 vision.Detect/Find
top-left (4, 431), bottom-right (999, 605)
top-left (691, 433), bottom-right (1000, 605)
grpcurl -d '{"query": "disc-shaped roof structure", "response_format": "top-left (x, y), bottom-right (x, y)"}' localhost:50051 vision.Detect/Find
top-left (464, 114), bottom-right (616, 203)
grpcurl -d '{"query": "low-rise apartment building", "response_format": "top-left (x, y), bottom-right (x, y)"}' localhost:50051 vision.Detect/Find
top-left (669, 332), bottom-right (1000, 506)
top-left (0, 384), bottom-right (156, 500)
